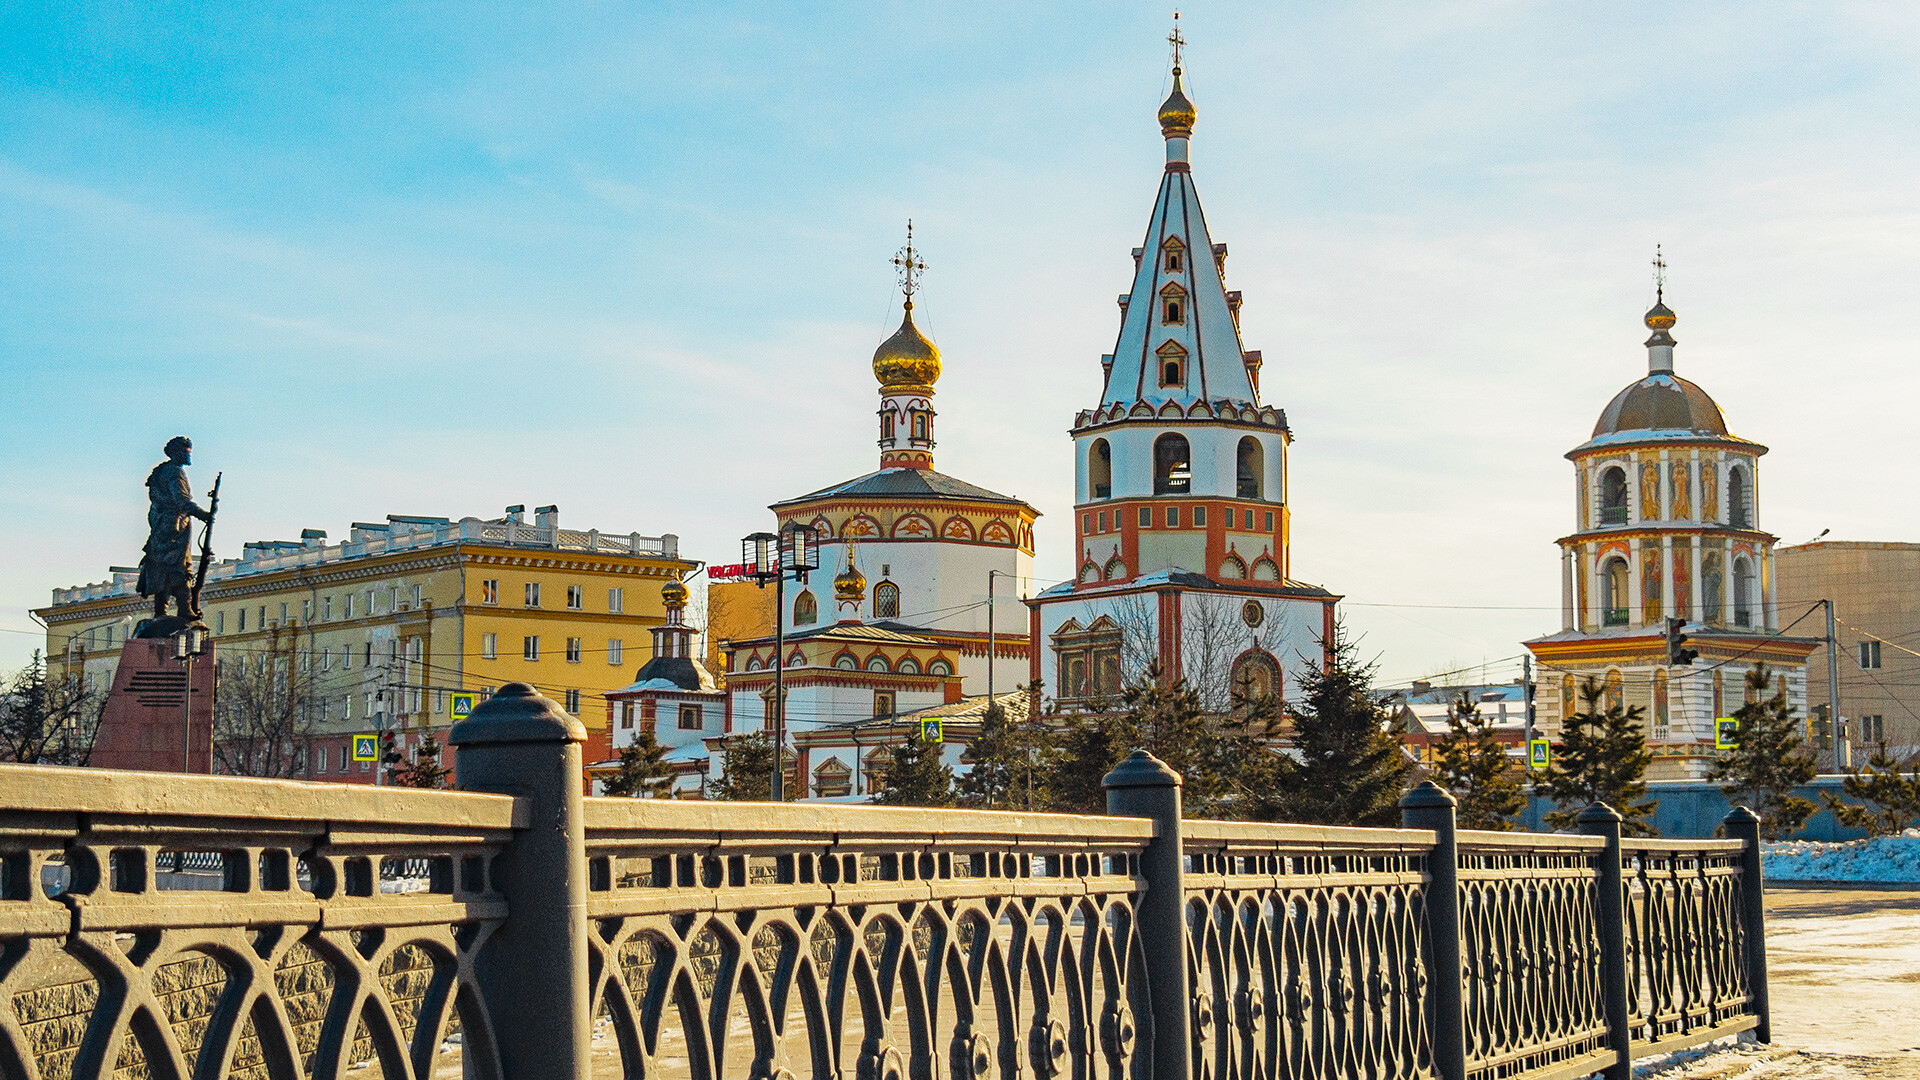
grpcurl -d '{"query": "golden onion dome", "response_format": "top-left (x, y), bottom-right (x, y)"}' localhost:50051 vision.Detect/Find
top-left (1158, 68), bottom-right (1196, 136)
top-left (833, 562), bottom-right (867, 603)
top-left (1644, 300), bottom-right (1677, 331)
top-left (661, 579), bottom-right (689, 607)
top-left (872, 303), bottom-right (942, 387)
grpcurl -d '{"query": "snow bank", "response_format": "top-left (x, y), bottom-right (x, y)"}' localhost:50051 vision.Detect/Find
top-left (1763, 829), bottom-right (1920, 884)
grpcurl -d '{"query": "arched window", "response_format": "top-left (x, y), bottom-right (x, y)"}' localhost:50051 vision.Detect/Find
top-left (1104, 556), bottom-right (1127, 581)
top-left (1728, 467), bottom-right (1751, 527)
top-left (1090, 439), bottom-right (1112, 499)
top-left (865, 656), bottom-right (890, 673)
top-left (911, 410), bottom-right (929, 440)
top-left (1653, 668), bottom-right (1669, 730)
top-left (897, 658), bottom-right (920, 674)
top-left (1604, 670), bottom-right (1624, 713)
top-left (1163, 298), bottom-right (1183, 324)
top-left (1236, 437), bottom-right (1264, 500)
top-left (1064, 655), bottom-right (1088, 697)
top-left (1079, 562), bottom-right (1101, 584)
top-left (874, 582), bottom-right (900, 619)
top-left (928, 659), bottom-right (952, 677)
top-left (1218, 555), bottom-right (1246, 580)
top-left (793, 591), bottom-right (818, 626)
top-left (1732, 557), bottom-right (1755, 627)
top-left (835, 653), bottom-right (858, 670)
top-left (1602, 557), bottom-right (1629, 626)
top-left (1153, 433), bottom-right (1191, 495)
top-left (1230, 651), bottom-right (1282, 706)
top-left (1600, 467), bottom-right (1628, 525)
top-left (880, 412), bottom-right (895, 441)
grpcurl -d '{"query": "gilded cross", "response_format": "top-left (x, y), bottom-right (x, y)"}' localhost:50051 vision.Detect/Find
top-left (1169, 12), bottom-right (1185, 71)
top-left (1653, 244), bottom-right (1667, 301)
top-left (892, 221), bottom-right (927, 301)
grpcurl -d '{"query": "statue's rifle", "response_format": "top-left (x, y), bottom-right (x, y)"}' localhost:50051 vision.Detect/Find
top-left (191, 473), bottom-right (222, 613)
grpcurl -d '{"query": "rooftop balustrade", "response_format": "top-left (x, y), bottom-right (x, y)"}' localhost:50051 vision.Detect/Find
top-left (0, 685), bottom-right (1769, 1080)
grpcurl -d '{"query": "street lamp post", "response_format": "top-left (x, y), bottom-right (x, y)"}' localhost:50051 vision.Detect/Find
top-left (743, 525), bottom-right (818, 801)
top-left (173, 625), bottom-right (209, 773)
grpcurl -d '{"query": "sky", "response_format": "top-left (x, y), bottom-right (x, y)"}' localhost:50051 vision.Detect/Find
top-left (4, 2), bottom-right (1919, 687)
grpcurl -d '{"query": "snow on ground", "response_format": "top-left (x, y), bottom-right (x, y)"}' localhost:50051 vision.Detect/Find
top-left (1763, 830), bottom-right (1920, 885)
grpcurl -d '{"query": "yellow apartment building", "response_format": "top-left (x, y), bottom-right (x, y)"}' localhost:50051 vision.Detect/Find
top-left (38, 505), bottom-right (695, 782)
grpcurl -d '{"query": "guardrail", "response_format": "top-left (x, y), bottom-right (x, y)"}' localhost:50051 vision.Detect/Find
top-left (0, 683), bottom-right (1769, 1080)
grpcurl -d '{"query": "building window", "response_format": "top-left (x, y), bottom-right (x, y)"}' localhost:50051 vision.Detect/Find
top-left (875, 582), bottom-right (900, 619)
top-left (344, 694), bottom-right (353, 720)
top-left (567, 637), bottom-right (583, 663)
top-left (1859, 641), bottom-right (1883, 669)
top-left (1090, 439), bottom-right (1112, 499)
top-left (567, 585), bottom-right (584, 610)
top-left (412, 585), bottom-right (422, 609)
top-left (874, 691), bottom-right (896, 718)
top-left (911, 411), bottom-right (928, 440)
top-left (565, 689), bottom-right (581, 714)
top-left (1082, 513), bottom-right (1091, 533)
top-left (1237, 437), bottom-right (1264, 500)
top-left (1154, 433), bottom-right (1191, 494)
top-left (1156, 342), bottom-right (1187, 388)
top-left (1602, 557), bottom-right (1630, 626)
top-left (280, 602), bottom-right (289, 625)
top-left (216, 611), bottom-right (225, 634)
top-left (1732, 558), bottom-right (1754, 627)
top-left (1861, 715), bottom-right (1885, 743)
top-left (881, 412), bottom-right (896, 440)
top-left (1166, 506), bottom-right (1180, 527)
top-left (344, 593), bottom-right (354, 618)
top-left (323, 596), bottom-right (334, 620)
top-left (525, 583), bottom-right (541, 607)
top-left (523, 636), bottom-right (539, 661)
top-left (482, 633), bottom-right (497, 660)
top-left (679, 705), bottom-right (703, 731)
top-left (1164, 240), bottom-right (1183, 271)
top-left (1193, 505), bottom-right (1207, 527)
top-left (1728, 466), bottom-right (1751, 527)
top-left (1138, 507), bottom-right (1151, 527)
top-left (1600, 466), bottom-right (1629, 525)
top-left (608, 587), bottom-right (624, 613)
top-left (1263, 511), bottom-right (1274, 531)
top-left (1098, 511), bottom-right (1108, 532)
top-left (1063, 655), bottom-right (1088, 697)
top-left (482, 579), bottom-right (498, 604)
top-left (794, 591), bottom-right (818, 626)
top-left (322, 647), bottom-right (333, 670)
top-left (609, 639), bottom-right (623, 665)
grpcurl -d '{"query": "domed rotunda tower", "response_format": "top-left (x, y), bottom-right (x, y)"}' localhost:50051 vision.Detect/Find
top-left (1526, 276), bottom-right (1817, 780)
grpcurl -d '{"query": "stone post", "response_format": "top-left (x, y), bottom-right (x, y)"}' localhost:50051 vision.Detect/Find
top-left (1400, 781), bottom-right (1466, 1080)
top-left (1723, 806), bottom-right (1771, 1043)
top-left (1578, 802), bottom-right (1632, 1080)
top-left (1103, 750), bottom-right (1188, 1080)
top-left (452, 682), bottom-right (591, 1080)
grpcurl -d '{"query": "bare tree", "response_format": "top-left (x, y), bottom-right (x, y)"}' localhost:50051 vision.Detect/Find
top-left (212, 626), bottom-right (319, 777)
top-left (0, 651), bottom-right (105, 765)
top-left (1106, 592), bottom-right (1161, 687)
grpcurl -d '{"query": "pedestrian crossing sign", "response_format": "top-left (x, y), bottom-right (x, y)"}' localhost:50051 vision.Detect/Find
top-left (450, 693), bottom-right (477, 720)
top-left (1528, 739), bottom-right (1551, 769)
top-left (1715, 718), bottom-right (1740, 750)
top-left (351, 734), bottom-right (379, 762)
top-left (920, 717), bottom-right (944, 743)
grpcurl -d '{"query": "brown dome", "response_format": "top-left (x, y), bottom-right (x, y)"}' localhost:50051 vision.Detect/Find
top-left (1591, 374), bottom-right (1727, 438)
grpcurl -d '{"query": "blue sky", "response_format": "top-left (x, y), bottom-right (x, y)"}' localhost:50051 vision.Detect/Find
top-left (5, 2), bottom-right (1919, 685)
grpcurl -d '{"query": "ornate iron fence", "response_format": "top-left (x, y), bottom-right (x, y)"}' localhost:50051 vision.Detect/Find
top-left (0, 683), bottom-right (1770, 1080)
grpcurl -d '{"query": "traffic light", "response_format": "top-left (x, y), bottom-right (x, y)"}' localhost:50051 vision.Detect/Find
top-left (1809, 704), bottom-right (1832, 750)
top-left (380, 731), bottom-right (403, 767)
top-left (1665, 618), bottom-right (1699, 666)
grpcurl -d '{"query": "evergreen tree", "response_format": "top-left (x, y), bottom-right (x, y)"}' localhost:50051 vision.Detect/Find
top-left (956, 689), bottom-right (1052, 810)
top-left (1823, 742), bottom-right (1920, 837)
top-left (604, 725), bottom-right (676, 798)
top-left (709, 731), bottom-right (776, 801)
top-left (1537, 679), bottom-right (1658, 835)
top-left (1266, 628), bottom-right (1414, 827)
top-left (872, 727), bottom-right (955, 806)
top-left (1044, 703), bottom-right (1137, 814)
top-left (1705, 664), bottom-right (1817, 839)
top-left (0, 651), bottom-right (103, 766)
top-left (1431, 693), bottom-right (1526, 831)
top-left (1120, 665), bottom-right (1217, 810)
top-left (398, 733), bottom-right (451, 789)
top-left (1194, 669), bottom-right (1289, 821)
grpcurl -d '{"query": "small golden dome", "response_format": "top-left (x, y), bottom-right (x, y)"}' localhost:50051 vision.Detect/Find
top-left (833, 562), bottom-right (867, 603)
top-left (1158, 68), bottom-right (1196, 136)
top-left (872, 303), bottom-right (941, 387)
top-left (661, 579), bottom-right (689, 607)
top-left (1644, 300), bottom-right (1676, 332)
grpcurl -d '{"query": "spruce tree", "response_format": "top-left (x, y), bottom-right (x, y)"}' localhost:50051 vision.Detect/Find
top-left (1045, 706), bottom-right (1137, 814)
top-left (1824, 743), bottom-right (1920, 837)
top-left (872, 728), bottom-right (955, 806)
top-left (389, 733), bottom-right (450, 789)
top-left (957, 691), bottom-right (1052, 810)
top-left (708, 731), bottom-right (776, 801)
top-left (604, 725), bottom-right (676, 798)
top-left (1119, 665), bottom-right (1219, 811)
top-left (1706, 664), bottom-right (1817, 839)
top-left (1268, 628), bottom-right (1414, 827)
top-left (1537, 679), bottom-right (1657, 835)
top-left (1431, 694), bottom-right (1526, 831)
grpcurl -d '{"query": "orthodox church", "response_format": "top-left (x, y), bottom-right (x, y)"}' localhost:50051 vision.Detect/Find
top-left (1028, 42), bottom-right (1339, 712)
top-left (716, 234), bottom-right (1040, 798)
top-left (1525, 279), bottom-right (1818, 780)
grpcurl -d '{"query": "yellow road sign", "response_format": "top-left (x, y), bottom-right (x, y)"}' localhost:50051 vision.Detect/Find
top-left (450, 693), bottom-right (477, 720)
top-left (351, 734), bottom-right (379, 761)
top-left (1528, 739), bottom-right (1551, 769)
top-left (1715, 718), bottom-right (1740, 750)
top-left (920, 718), bottom-right (944, 743)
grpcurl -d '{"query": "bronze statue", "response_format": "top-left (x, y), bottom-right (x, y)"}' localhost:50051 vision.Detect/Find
top-left (136, 436), bottom-right (216, 630)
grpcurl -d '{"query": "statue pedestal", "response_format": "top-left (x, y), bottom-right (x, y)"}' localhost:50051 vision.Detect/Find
top-left (92, 639), bottom-right (215, 773)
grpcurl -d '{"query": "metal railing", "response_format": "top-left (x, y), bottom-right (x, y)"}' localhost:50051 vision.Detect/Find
top-left (0, 685), bottom-right (1769, 1080)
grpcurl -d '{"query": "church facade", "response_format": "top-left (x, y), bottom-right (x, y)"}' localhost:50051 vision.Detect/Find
top-left (1525, 290), bottom-right (1818, 780)
top-left (1027, 52), bottom-right (1338, 713)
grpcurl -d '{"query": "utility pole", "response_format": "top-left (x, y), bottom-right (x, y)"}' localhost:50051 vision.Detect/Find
top-left (987, 570), bottom-right (998, 708)
top-left (1825, 599), bottom-right (1846, 770)
top-left (1522, 654), bottom-right (1535, 761)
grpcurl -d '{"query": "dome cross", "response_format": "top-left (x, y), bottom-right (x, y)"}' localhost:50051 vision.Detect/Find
top-left (892, 221), bottom-right (928, 309)
top-left (1168, 11), bottom-right (1185, 73)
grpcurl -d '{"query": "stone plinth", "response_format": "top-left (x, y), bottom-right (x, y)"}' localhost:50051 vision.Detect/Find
top-left (92, 638), bottom-right (214, 772)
